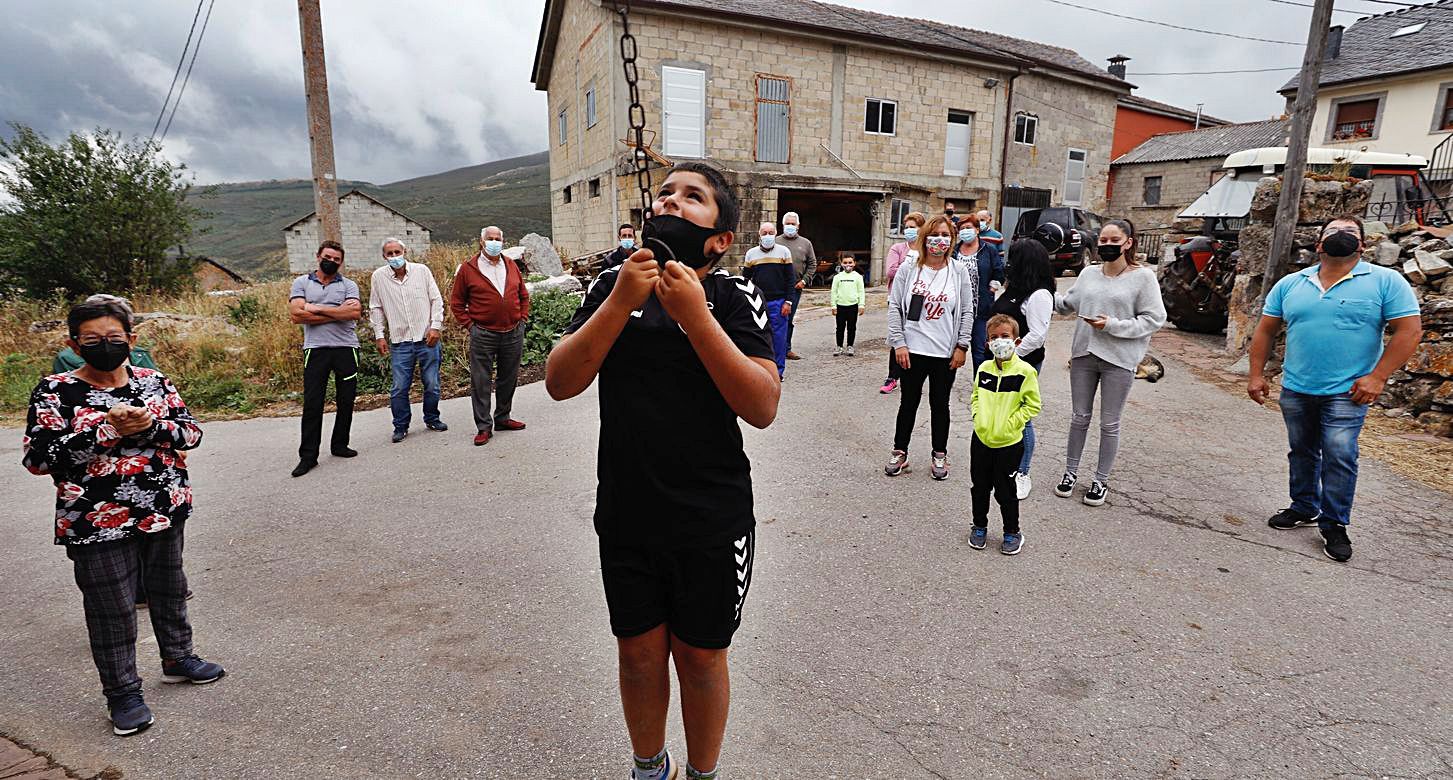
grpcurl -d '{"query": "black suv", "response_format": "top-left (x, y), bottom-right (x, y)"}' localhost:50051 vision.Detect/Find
top-left (1011, 207), bottom-right (1104, 274)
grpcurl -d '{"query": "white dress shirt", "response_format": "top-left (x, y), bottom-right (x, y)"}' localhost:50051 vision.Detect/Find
top-left (478, 253), bottom-right (508, 296)
top-left (369, 262), bottom-right (444, 343)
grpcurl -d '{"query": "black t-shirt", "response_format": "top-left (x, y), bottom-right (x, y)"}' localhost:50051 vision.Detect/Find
top-left (564, 267), bottom-right (776, 548)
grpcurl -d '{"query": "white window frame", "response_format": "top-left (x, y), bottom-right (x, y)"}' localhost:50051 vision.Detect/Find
top-left (585, 87), bottom-right (597, 129)
top-left (1064, 148), bottom-right (1087, 206)
top-left (865, 98), bottom-right (897, 136)
top-left (1014, 112), bottom-right (1038, 146)
top-left (944, 110), bottom-right (973, 176)
top-left (557, 108), bottom-right (567, 146)
top-left (888, 198), bottom-right (911, 236)
top-left (661, 65), bottom-right (706, 159)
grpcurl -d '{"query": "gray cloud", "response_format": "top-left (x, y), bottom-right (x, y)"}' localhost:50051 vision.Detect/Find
top-left (2, 0), bottom-right (1385, 185)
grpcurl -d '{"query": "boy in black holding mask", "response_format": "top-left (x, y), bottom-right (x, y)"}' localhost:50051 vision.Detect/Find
top-left (546, 162), bottom-right (780, 780)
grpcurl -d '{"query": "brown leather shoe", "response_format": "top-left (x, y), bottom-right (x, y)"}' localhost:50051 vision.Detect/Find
top-left (495, 419), bottom-right (527, 431)
top-left (786, 351), bottom-right (801, 360)
top-left (473, 431), bottom-right (491, 446)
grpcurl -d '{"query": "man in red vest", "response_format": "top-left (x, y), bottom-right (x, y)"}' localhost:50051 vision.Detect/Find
top-left (449, 225), bottom-right (531, 446)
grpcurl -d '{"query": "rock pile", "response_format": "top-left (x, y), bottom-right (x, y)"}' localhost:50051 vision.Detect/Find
top-left (1227, 175), bottom-right (1453, 437)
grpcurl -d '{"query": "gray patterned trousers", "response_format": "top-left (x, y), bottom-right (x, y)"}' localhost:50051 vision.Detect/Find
top-left (66, 525), bottom-right (193, 697)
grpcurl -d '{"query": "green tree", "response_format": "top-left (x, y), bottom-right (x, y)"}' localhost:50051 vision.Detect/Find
top-left (0, 123), bottom-right (201, 298)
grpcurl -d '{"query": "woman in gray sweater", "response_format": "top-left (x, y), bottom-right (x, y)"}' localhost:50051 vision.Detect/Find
top-left (1052, 219), bottom-right (1166, 506)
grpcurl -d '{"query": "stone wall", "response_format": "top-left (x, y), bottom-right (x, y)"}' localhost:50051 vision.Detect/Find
top-left (1004, 72), bottom-right (1118, 214)
top-left (1108, 158), bottom-right (1221, 228)
top-left (546, 0), bottom-right (618, 257)
top-left (285, 195), bottom-right (431, 273)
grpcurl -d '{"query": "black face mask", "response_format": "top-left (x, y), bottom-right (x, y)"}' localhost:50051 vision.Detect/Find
top-left (78, 340), bottom-right (130, 371)
top-left (1097, 243), bottom-right (1126, 262)
top-left (318, 260), bottom-right (341, 276)
top-left (640, 214), bottom-right (724, 270)
top-left (1321, 231), bottom-right (1361, 258)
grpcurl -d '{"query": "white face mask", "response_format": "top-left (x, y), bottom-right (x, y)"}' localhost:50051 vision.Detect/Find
top-left (783, 225), bottom-right (799, 237)
top-left (760, 235), bottom-right (776, 250)
top-left (989, 337), bottom-right (1017, 360)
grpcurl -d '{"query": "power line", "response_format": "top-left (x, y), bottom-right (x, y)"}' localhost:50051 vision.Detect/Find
top-left (1265, 0), bottom-right (1385, 14)
top-left (1042, 0), bottom-right (1303, 44)
top-left (1129, 66), bottom-right (1301, 75)
top-left (159, 0), bottom-right (217, 144)
top-left (149, 0), bottom-right (206, 145)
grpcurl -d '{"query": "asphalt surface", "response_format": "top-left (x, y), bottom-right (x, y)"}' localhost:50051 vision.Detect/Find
top-left (2, 304), bottom-right (1450, 779)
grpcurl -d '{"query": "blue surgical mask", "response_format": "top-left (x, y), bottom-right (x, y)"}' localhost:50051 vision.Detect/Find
top-left (959, 228), bottom-right (977, 244)
top-left (903, 227), bottom-right (919, 241)
top-left (484, 239), bottom-right (503, 256)
top-left (387, 256), bottom-right (406, 270)
top-left (783, 225), bottom-right (799, 238)
top-left (978, 220), bottom-right (988, 230)
top-left (620, 238), bottom-right (635, 251)
top-left (760, 235), bottom-right (776, 250)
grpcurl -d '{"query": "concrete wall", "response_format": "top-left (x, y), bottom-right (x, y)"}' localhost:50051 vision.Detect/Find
top-left (1302, 67), bottom-right (1453, 158)
top-left (285, 196), bottom-right (431, 273)
top-left (1107, 157), bottom-right (1222, 228)
top-left (1004, 72), bottom-right (1117, 214)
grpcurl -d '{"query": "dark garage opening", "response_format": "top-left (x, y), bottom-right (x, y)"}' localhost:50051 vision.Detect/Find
top-left (776, 189), bottom-right (877, 286)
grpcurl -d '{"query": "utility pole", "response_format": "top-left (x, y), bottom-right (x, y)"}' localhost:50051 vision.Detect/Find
top-left (1261, 0), bottom-right (1336, 303)
top-left (297, 0), bottom-right (340, 244)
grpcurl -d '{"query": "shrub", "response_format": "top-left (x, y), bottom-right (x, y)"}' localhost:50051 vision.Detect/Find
top-left (522, 288), bottom-right (582, 366)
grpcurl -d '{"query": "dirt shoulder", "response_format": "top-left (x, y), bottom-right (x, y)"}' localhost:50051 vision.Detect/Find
top-left (1151, 325), bottom-right (1453, 496)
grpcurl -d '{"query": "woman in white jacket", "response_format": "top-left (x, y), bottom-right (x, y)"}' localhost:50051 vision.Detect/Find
top-left (884, 214), bottom-right (978, 481)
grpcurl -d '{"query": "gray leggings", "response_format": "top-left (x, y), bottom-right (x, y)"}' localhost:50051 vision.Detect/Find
top-left (1065, 354), bottom-right (1136, 483)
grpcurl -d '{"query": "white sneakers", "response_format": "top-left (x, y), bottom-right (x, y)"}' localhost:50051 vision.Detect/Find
top-left (1014, 471), bottom-right (1032, 500)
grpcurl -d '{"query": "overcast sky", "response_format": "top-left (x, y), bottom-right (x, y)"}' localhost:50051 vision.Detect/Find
top-left (1, 0), bottom-right (1391, 185)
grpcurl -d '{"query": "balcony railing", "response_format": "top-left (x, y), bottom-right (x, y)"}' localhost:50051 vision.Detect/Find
top-left (1331, 120), bottom-right (1376, 141)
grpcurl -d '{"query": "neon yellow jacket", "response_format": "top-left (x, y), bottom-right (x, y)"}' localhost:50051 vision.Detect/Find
top-left (830, 270), bottom-right (865, 307)
top-left (970, 355), bottom-right (1041, 447)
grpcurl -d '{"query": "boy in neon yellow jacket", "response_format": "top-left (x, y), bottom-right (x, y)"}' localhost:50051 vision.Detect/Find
top-left (829, 254), bottom-right (865, 356)
top-left (970, 314), bottom-right (1042, 555)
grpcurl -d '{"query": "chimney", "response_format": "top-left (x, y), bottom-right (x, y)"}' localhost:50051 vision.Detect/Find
top-left (1326, 25), bottom-right (1344, 59)
top-left (1107, 54), bottom-right (1130, 80)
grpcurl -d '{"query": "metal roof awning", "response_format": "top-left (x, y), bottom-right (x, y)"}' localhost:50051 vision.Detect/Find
top-left (1179, 175), bottom-right (1260, 219)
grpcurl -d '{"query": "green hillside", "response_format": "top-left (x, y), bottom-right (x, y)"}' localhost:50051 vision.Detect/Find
top-left (189, 151), bottom-right (550, 280)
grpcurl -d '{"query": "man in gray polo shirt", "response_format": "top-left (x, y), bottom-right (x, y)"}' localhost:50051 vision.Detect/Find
top-left (288, 240), bottom-right (363, 477)
top-left (778, 211), bottom-right (817, 360)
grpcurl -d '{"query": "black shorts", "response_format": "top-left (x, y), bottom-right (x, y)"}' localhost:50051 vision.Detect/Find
top-left (598, 530), bottom-right (755, 650)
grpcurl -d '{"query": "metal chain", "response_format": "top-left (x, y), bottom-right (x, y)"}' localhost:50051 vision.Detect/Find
top-left (615, 0), bottom-right (653, 221)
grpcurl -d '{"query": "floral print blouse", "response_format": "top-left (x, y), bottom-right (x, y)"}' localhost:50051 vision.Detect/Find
top-left (23, 368), bottom-right (203, 546)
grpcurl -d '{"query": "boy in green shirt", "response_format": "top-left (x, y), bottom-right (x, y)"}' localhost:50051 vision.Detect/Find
top-left (970, 314), bottom-right (1042, 555)
top-left (829, 253), bottom-right (865, 356)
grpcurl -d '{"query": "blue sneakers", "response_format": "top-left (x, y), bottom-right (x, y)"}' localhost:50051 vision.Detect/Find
top-left (161, 655), bottom-right (226, 685)
top-left (969, 526), bottom-right (988, 550)
top-left (108, 691), bottom-right (154, 736)
top-left (1001, 533), bottom-right (1024, 556)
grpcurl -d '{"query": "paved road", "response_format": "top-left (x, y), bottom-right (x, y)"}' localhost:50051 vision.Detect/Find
top-left (2, 307), bottom-right (1450, 779)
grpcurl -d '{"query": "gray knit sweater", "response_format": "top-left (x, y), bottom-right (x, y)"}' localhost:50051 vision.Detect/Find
top-left (1053, 264), bottom-right (1167, 371)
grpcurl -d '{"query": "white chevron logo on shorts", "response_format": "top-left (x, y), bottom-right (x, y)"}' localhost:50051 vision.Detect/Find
top-left (735, 550), bottom-right (747, 566)
top-left (752, 311), bottom-right (768, 330)
top-left (746, 294), bottom-right (763, 312)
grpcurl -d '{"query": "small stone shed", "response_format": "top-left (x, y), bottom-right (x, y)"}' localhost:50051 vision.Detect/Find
top-left (282, 190), bottom-right (432, 273)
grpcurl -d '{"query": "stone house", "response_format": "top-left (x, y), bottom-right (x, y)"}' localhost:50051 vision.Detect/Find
top-left (1108, 119), bottom-right (1289, 231)
top-left (530, 0), bottom-right (1127, 282)
top-left (281, 190), bottom-right (432, 273)
top-left (193, 258), bottom-right (249, 292)
top-left (1279, 2), bottom-right (1453, 189)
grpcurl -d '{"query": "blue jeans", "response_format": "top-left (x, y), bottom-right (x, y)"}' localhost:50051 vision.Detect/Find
top-left (786, 288), bottom-right (802, 351)
top-left (970, 317), bottom-right (990, 370)
top-left (1279, 389), bottom-right (1368, 527)
top-left (1019, 358), bottom-right (1043, 474)
top-left (390, 340), bottom-right (442, 432)
top-left (766, 298), bottom-right (789, 377)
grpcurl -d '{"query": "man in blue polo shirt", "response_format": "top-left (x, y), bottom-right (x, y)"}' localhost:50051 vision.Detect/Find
top-left (1247, 216), bottom-right (1422, 562)
top-left (288, 240), bottom-right (363, 478)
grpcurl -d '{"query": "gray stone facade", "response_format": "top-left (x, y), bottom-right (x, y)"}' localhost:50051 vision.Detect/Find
top-left (1108, 158), bottom-right (1223, 229)
top-left (283, 191), bottom-right (432, 273)
top-left (535, 0), bottom-right (1122, 282)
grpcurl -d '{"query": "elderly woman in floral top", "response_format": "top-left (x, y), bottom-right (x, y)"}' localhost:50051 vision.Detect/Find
top-left (23, 297), bottom-right (225, 737)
